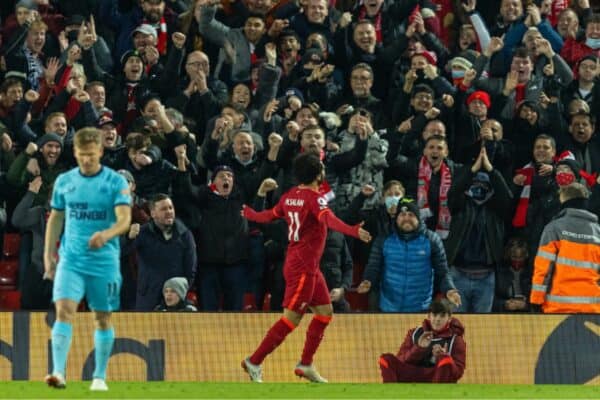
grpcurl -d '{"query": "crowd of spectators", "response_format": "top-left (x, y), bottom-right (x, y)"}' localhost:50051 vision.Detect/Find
top-left (0, 0), bottom-right (599, 313)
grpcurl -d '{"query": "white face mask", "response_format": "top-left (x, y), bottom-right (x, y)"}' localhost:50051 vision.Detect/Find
top-left (384, 195), bottom-right (402, 210)
top-left (586, 37), bottom-right (600, 50)
top-left (235, 154), bottom-right (253, 166)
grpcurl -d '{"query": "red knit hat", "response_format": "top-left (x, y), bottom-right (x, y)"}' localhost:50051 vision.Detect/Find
top-left (466, 90), bottom-right (491, 108)
top-left (412, 50), bottom-right (437, 66)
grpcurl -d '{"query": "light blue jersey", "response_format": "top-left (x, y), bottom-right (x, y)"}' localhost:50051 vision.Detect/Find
top-left (51, 166), bottom-right (131, 277)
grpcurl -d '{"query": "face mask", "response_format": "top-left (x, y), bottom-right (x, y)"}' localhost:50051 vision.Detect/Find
top-left (555, 172), bottom-right (575, 187)
top-left (585, 37), bottom-right (600, 50)
top-left (469, 185), bottom-right (486, 200)
top-left (384, 195), bottom-right (402, 210)
top-left (451, 70), bottom-right (465, 79)
top-left (235, 154), bottom-right (253, 166)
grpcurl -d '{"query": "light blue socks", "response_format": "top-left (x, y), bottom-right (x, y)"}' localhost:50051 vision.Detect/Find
top-left (92, 327), bottom-right (115, 380)
top-left (51, 321), bottom-right (73, 376)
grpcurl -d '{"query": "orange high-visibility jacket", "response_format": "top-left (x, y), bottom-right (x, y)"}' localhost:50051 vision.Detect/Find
top-left (530, 208), bottom-right (600, 313)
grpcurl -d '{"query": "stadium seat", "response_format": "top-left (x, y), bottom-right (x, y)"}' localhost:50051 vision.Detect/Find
top-left (0, 290), bottom-right (21, 310)
top-left (243, 293), bottom-right (257, 311)
top-left (0, 259), bottom-right (19, 288)
top-left (262, 293), bottom-right (271, 311)
top-left (186, 290), bottom-right (198, 308)
top-left (2, 233), bottom-right (21, 259)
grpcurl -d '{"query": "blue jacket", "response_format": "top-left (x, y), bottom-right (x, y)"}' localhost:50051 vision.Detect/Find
top-left (502, 19), bottom-right (563, 69)
top-left (364, 222), bottom-right (455, 312)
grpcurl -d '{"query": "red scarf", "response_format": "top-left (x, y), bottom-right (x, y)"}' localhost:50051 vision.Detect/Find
top-left (117, 82), bottom-right (139, 135)
top-left (56, 65), bottom-right (72, 95)
top-left (358, 6), bottom-right (382, 43)
top-left (144, 17), bottom-right (168, 55)
top-left (64, 97), bottom-right (81, 121)
top-left (511, 162), bottom-right (535, 228)
top-left (417, 156), bottom-right (452, 239)
top-left (512, 151), bottom-right (577, 227)
top-left (580, 170), bottom-right (598, 187)
top-left (319, 180), bottom-right (335, 203)
top-left (515, 83), bottom-right (526, 104)
top-left (209, 183), bottom-right (222, 196)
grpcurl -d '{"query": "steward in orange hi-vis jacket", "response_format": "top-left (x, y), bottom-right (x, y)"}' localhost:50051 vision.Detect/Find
top-left (530, 184), bottom-right (600, 313)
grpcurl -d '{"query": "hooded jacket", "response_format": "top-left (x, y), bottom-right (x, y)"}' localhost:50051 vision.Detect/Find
top-left (444, 169), bottom-right (513, 268)
top-left (397, 317), bottom-right (466, 379)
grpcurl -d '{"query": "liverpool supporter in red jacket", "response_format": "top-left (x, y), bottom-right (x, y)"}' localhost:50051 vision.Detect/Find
top-left (378, 299), bottom-right (466, 383)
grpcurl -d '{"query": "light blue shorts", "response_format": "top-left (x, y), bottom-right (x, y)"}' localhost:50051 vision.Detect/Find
top-left (53, 267), bottom-right (122, 311)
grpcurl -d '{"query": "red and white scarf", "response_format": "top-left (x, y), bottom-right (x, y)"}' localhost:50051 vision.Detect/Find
top-left (358, 6), bottom-right (382, 43)
top-left (417, 156), bottom-right (452, 239)
top-left (144, 17), bottom-right (168, 55)
top-left (512, 151), bottom-right (576, 227)
top-left (511, 162), bottom-right (535, 228)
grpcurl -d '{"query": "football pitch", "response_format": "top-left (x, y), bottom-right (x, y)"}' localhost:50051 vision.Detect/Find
top-left (2, 382), bottom-right (600, 399)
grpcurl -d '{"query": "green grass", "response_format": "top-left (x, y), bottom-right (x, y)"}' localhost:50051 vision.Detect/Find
top-left (1, 382), bottom-right (599, 399)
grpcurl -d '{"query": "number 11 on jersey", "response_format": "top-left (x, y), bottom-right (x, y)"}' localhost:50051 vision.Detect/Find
top-left (288, 211), bottom-right (301, 242)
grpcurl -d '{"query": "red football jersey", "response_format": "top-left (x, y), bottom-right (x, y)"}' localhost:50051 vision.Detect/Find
top-left (272, 186), bottom-right (330, 273)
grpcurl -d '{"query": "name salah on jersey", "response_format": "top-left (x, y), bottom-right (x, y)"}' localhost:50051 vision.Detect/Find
top-left (285, 198), bottom-right (305, 207)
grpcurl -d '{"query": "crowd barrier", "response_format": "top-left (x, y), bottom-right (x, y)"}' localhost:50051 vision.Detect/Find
top-left (1, 312), bottom-right (599, 384)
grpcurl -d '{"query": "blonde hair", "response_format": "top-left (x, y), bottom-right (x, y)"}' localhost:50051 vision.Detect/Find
top-left (70, 63), bottom-right (87, 82)
top-left (74, 128), bottom-right (103, 148)
top-left (44, 112), bottom-right (66, 130)
top-left (559, 182), bottom-right (589, 202)
top-left (30, 19), bottom-right (48, 32)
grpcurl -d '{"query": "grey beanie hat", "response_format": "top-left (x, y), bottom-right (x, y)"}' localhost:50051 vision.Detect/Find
top-left (163, 277), bottom-right (188, 301)
top-left (117, 169), bottom-right (135, 185)
top-left (36, 133), bottom-right (63, 149)
top-left (16, 0), bottom-right (37, 10)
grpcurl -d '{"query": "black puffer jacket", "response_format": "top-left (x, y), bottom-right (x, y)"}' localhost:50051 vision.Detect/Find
top-left (174, 173), bottom-right (249, 266)
top-left (320, 230), bottom-right (353, 291)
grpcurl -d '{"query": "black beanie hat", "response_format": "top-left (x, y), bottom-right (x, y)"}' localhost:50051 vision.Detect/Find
top-left (396, 198), bottom-right (420, 218)
top-left (556, 158), bottom-right (581, 180)
top-left (211, 165), bottom-right (234, 182)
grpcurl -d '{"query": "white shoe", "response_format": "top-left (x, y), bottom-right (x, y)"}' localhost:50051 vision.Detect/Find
top-left (294, 363), bottom-right (328, 383)
top-left (241, 358), bottom-right (263, 382)
top-left (90, 378), bottom-right (109, 391)
top-left (44, 373), bottom-right (66, 389)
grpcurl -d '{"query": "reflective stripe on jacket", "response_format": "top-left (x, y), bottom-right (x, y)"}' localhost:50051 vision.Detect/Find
top-left (530, 208), bottom-right (600, 313)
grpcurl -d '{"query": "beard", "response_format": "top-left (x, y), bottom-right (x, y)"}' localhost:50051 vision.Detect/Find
top-left (145, 11), bottom-right (162, 23)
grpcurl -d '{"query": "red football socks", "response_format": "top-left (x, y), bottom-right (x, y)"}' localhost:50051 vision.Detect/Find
top-left (249, 317), bottom-right (296, 365)
top-left (300, 315), bottom-right (332, 365)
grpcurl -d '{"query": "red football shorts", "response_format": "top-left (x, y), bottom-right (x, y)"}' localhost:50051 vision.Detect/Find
top-left (282, 269), bottom-right (330, 314)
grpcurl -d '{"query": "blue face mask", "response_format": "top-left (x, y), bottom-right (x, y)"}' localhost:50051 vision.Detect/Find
top-left (451, 70), bottom-right (466, 79)
top-left (384, 195), bottom-right (402, 210)
top-left (235, 154), bottom-right (253, 166)
top-left (585, 37), bottom-right (600, 50)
